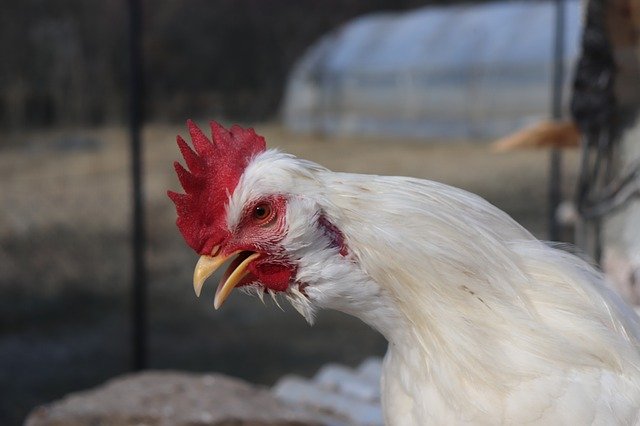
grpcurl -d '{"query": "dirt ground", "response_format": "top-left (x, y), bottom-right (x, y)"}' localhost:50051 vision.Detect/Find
top-left (0, 122), bottom-right (579, 425)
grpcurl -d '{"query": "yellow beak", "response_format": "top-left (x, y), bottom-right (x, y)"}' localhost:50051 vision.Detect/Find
top-left (193, 250), bottom-right (261, 309)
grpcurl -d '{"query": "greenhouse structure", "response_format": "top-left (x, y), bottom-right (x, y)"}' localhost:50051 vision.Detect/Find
top-left (282, 0), bottom-right (582, 140)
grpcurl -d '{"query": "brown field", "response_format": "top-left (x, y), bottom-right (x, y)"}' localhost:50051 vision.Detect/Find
top-left (0, 123), bottom-right (579, 424)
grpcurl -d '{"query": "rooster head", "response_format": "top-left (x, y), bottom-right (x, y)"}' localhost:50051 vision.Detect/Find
top-left (168, 121), bottom-right (357, 321)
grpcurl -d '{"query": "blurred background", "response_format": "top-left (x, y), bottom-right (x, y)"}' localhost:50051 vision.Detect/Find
top-left (2, 0), bottom-right (639, 424)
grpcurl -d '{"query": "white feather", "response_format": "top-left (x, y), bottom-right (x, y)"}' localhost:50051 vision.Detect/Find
top-left (226, 150), bottom-right (640, 424)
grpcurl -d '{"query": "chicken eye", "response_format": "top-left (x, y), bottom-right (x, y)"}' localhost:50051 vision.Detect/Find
top-left (252, 202), bottom-right (273, 223)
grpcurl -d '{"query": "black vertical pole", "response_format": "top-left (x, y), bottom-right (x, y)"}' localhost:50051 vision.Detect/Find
top-left (128, 0), bottom-right (147, 371)
top-left (549, 0), bottom-right (565, 241)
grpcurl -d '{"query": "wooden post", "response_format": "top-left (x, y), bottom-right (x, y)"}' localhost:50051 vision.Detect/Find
top-left (128, 0), bottom-right (147, 370)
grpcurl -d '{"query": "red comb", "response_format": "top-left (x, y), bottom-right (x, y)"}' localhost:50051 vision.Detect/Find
top-left (168, 120), bottom-right (266, 254)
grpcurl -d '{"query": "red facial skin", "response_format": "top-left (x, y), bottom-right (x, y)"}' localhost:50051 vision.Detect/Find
top-left (218, 195), bottom-right (296, 293)
top-left (168, 121), bottom-right (267, 255)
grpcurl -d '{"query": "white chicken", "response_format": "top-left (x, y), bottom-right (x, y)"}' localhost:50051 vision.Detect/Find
top-left (169, 121), bottom-right (640, 425)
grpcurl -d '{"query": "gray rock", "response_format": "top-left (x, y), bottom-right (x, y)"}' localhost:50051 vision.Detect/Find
top-left (25, 371), bottom-right (323, 426)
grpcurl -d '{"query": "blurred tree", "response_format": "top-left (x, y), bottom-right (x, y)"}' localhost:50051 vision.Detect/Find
top-left (0, 0), bottom-right (517, 131)
top-left (0, 0), bottom-right (126, 130)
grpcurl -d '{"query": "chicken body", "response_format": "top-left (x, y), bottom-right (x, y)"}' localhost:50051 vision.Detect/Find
top-left (171, 123), bottom-right (640, 425)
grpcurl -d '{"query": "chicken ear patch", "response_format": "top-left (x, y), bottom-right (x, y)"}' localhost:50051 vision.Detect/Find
top-left (168, 120), bottom-right (266, 254)
top-left (318, 215), bottom-right (349, 257)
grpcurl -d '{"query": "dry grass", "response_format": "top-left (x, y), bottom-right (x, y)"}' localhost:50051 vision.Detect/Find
top-left (0, 122), bottom-right (579, 424)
